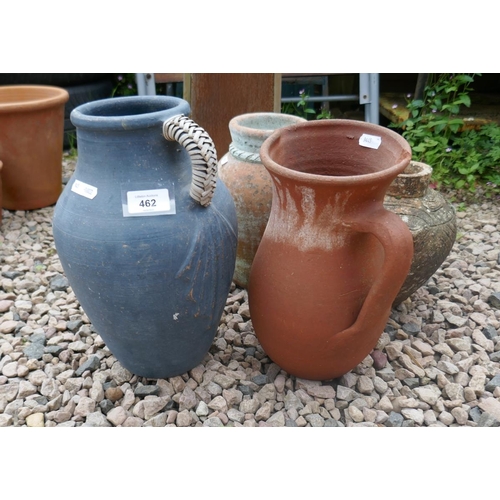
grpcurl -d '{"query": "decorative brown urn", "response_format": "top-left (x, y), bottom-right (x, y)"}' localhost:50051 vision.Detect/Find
top-left (248, 119), bottom-right (414, 381)
top-left (384, 160), bottom-right (457, 306)
top-left (0, 85), bottom-right (69, 210)
top-left (218, 112), bottom-right (306, 288)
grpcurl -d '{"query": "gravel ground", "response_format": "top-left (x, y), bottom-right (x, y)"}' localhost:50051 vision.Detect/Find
top-left (1, 153), bottom-right (499, 427)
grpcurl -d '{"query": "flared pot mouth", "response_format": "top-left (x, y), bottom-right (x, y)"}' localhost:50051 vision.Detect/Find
top-left (229, 112), bottom-right (307, 154)
top-left (70, 95), bottom-right (190, 131)
top-left (260, 119), bottom-right (412, 186)
top-left (0, 85), bottom-right (69, 113)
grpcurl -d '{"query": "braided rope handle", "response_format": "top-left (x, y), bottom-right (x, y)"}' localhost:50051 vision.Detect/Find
top-left (163, 115), bottom-right (218, 207)
top-left (229, 143), bottom-right (261, 164)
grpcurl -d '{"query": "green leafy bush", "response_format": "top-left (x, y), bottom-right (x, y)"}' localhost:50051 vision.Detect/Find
top-left (393, 73), bottom-right (500, 195)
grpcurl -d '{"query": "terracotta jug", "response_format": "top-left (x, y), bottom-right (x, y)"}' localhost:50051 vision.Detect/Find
top-left (248, 119), bottom-right (414, 380)
top-left (218, 112), bottom-right (306, 288)
top-left (384, 160), bottom-right (457, 306)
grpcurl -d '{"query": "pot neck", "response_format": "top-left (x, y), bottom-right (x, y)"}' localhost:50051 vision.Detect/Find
top-left (268, 168), bottom-right (394, 214)
top-left (74, 128), bottom-right (193, 185)
top-left (71, 96), bottom-right (193, 182)
top-left (71, 95), bottom-right (190, 131)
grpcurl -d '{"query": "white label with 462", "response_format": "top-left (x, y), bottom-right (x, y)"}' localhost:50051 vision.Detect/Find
top-left (127, 189), bottom-right (171, 214)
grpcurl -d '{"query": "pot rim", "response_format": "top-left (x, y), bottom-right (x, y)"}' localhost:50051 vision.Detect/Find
top-left (70, 95), bottom-right (190, 131)
top-left (260, 119), bottom-right (412, 186)
top-left (229, 112), bottom-right (306, 141)
top-left (0, 85), bottom-right (69, 113)
top-left (386, 160), bottom-right (433, 198)
top-left (404, 160), bottom-right (433, 177)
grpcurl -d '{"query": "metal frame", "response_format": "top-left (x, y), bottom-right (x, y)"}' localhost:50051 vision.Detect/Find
top-left (135, 73), bottom-right (180, 96)
top-left (135, 73), bottom-right (156, 96)
top-left (281, 73), bottom-right (380, 124)
top-left (136, 73), bottom-right (380, 124)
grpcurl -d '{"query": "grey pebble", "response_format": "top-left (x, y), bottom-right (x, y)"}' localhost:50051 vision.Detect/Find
top-left (485, 374), bottom-right (500, 392)
top-left (384, 412), bottom-right (404, 427)
top-left (403, 378), bottom-right (420, 389)
top-left (402, 322), bottom-right (420, 335)
top-left (49, 274), bottom-right (70, 292)
top-left (23, 343), bottom-right (45, 360)
top-left (238, 385), bottom-right (253, 396)
top-left (251, 374), bottom-right (269, 386)
top-left (134, 385), bottom-right (161, 398)
top-left (487, 292), bottom-right (500, 309)
top-left (482, 325), bottom-right (498, 339)
top-left (2, 271), bottom-right (23, 279)
top-left (477, 412), bottom-right (500, 427)
top-left (75, 355), bottom-right (101, 377)
top-left (44, 345), bottom-right (65, 356)
top-left (67, 320), bottom-right (84, 332)
top-left (99, 400), bottom-right (115, 415)
top-left (30, 333), bottom-right (47, 345)
top-left (489, 352), bottom-right (500, 363)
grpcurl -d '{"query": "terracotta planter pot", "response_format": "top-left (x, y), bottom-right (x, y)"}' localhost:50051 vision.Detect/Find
top-left (0, 85), bottom-right (69, 210)
top-left (384, 160), bottom-right (457, 305)
top-left (248, 119), bottom-right (414, 380)
top-left (218, 112), bottom-right (306, 288)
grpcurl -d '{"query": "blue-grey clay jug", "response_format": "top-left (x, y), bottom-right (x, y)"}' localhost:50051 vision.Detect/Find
top-left (53, 96), bottom-right (237, 379)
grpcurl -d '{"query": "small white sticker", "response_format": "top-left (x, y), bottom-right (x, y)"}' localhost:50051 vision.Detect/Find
top-left (127, 189), bottom-right (171, 214)
top-left (359, 134), bottom-right (382, 149)
top-left (71, 179), bottom-right (98, 199)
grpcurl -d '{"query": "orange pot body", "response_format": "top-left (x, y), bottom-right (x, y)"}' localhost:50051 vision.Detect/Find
top-left (0, 85), bottom-right (69, 210)
top-left (248, 120), bottom-right (414, 380)
top-left (218, 112), bottom-right (306, 288)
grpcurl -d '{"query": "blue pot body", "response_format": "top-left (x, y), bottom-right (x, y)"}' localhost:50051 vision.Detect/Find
top-left (52, 96), bottom-right (237, 379)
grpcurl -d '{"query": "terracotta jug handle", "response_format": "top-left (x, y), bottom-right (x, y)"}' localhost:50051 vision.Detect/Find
top-left (331, 208), bottom-right (414, 346)
top-left (163, 114), bottom-right (218, 207)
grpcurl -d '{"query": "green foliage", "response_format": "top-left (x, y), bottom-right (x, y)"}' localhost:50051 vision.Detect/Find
top-left (66, 131), bottom-right (78, 158)
top-left (281, 90), bottom-right (331, 120)
top-left (393, 73), bottom-right (500, 195)
top-left (316, 106), bottom-right (333, 120)
top-left (112, 74), bottom-right (138, 97)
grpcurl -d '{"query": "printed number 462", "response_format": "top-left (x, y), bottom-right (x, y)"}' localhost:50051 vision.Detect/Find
top-left (139, 199), bottom-right (156, 208)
